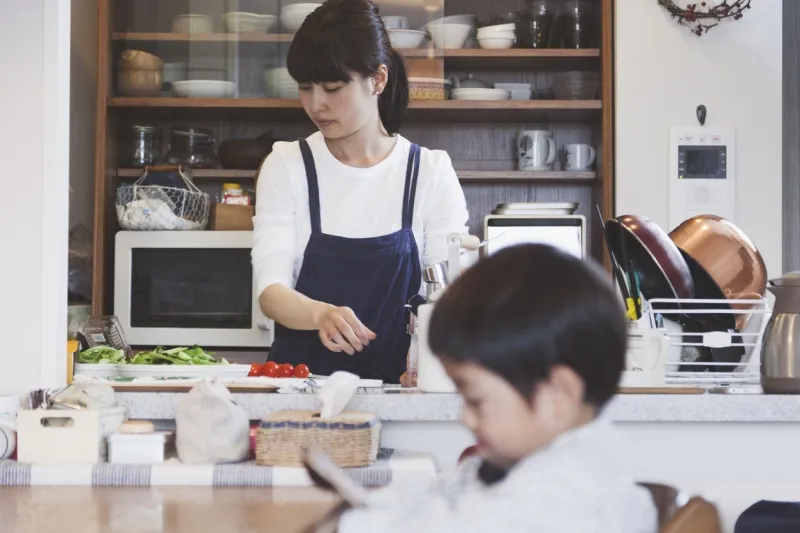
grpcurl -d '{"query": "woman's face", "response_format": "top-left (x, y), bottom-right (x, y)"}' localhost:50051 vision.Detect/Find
top-left (297, 68), bottom-right (386, 139)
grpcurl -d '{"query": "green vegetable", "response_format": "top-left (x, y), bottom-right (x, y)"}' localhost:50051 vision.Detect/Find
top-left (77, 346), bottom-right (126, 365)
top-left (129, 345), bottom-right (228, 366)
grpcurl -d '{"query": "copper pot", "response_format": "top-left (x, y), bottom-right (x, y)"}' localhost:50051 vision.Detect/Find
top-left (669, 215), bottom-right (767, 331)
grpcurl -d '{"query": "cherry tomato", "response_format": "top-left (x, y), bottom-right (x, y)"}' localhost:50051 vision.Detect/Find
top-left (248, 364), bottom-right (262, 377)
top-left (262, 365), bottom-right (279, 378)
top-left (280, 363), bottom-right (294, 374)
top-left (294, 364), bottom-right (310, 378)
top-left (277, 366), bottom-right (294, 378)
top-left (262, 361), bottom-right (279, 374)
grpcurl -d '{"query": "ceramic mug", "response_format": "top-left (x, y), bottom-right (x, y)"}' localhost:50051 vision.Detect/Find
top-left (0, 395), bottom-right (20, 460)
top-left (517, 130), bottom-right (556, 171)
top-left (562, 143), bottom-right (596, 170)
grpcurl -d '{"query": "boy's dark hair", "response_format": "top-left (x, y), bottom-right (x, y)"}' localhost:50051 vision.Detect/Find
top-left (428, 244), bottom-right (627, 408)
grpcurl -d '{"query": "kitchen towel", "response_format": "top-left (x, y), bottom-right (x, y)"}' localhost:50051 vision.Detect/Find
top-left (0, 448), bottom-right (437, 487)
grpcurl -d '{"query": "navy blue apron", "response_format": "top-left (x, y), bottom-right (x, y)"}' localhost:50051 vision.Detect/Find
top-left (268, 139), bottom-right (423, 383)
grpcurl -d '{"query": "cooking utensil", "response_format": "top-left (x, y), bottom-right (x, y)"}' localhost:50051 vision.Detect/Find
top-left (669, 214), bottom-right (767, 332)
top-left (604, 215), bottom-right (694, 305)
top-left (761, 274), bottom-right (800, 393)
top-left (594, 205), bottom-right (631, 305)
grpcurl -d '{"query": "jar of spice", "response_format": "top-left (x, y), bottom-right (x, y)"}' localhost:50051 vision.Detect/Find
top-left (124, 125), bottom-right (161, 167)
top-left (222, 183), bottom-right (251, 205)
top-left (165, 127), bottom-right (217, 168)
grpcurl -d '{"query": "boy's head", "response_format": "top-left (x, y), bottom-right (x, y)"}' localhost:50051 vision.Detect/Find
top-left (429, 244), bottom-right (627, 469)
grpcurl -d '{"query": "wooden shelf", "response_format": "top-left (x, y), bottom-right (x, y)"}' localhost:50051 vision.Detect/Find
top-left (110, 33), bottom-right (599, 68)
top-left (115, 168), bottom-right (597, 182)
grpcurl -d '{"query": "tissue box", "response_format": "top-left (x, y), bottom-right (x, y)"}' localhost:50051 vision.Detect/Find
top-left (256, 410), bottom-right (380, 467)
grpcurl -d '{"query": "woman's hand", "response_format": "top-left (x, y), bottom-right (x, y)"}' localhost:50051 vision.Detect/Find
top-left (313, 304), bottom-right (377, 355)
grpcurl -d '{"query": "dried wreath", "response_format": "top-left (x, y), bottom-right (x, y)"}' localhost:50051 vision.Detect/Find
top-left (657, 0), bottom-right (751, 36)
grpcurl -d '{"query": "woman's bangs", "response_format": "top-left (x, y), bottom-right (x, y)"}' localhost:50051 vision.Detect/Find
top-left (287, 34), bottom-right (355, 84)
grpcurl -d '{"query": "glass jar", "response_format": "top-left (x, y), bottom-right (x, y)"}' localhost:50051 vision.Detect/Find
top-left (165, 127), bottom-right (217, 168)
top-left (561, 0), bottom-right (595, 49)
top-left (526, 0), bottom-right (553, 49)
top-left (124, 125), bottom-right (161, 167)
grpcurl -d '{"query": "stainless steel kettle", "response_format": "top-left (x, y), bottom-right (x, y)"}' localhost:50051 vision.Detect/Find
top-left (761, 272), bottom-right (800, 393)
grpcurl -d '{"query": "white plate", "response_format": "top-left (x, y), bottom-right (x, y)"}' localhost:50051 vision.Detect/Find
top-left (117, 364), bottom-right (252, 379)
top-left (74, 364), bottom-right (119, 378)
top-left (451, 88), bottom-right (510, 101)
top-left (173, 80), bottom-right (236, 98)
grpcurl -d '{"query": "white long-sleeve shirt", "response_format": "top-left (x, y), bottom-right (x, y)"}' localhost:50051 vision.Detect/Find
top-left (252, 132), bottom-right (470, 297)
top-left (338, 419), bottom-right (658, 533)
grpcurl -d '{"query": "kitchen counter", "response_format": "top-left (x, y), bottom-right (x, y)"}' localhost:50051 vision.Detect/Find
top-left (116, 388), bottom-right (800, 423)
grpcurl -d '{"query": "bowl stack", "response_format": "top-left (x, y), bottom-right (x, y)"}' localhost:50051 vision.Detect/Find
top-left (117, 50), bottom-right (163, 97)
top-left (280, 3), bottom-right (321, 33)
top-left (477, 23), bottom-right (516, 50)
top-left (263, 67), bottom-right (299, 98)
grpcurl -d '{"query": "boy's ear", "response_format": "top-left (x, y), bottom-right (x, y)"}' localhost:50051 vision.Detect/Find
top-left (548, 365), bottom-right (586, 410)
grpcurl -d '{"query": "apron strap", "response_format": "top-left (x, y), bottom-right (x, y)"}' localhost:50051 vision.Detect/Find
top-left (402, 143), bottom-right (421, 230)
top-left (299, 139), bottom-right (322, 234)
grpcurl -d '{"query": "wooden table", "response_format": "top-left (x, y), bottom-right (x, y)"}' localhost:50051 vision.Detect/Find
top-left (0, 487), bottom-right (340, 533)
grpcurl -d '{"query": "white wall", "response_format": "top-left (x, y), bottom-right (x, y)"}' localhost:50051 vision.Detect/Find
top-left (69, 0), bottom-right (98, 231)
top-left (615, 0), bottom-right (783, 276)
top-left (0, 0), bottom-right (71, 394)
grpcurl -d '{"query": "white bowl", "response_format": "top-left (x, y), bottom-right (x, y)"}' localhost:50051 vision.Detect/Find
top-left (382, 15), bottom-right (408, 29)
top-left (451, 88), bottom-right (510, 101)
top-left (427, 22), bottom-right (471, 49)
top-left (263, 68), bottom-right (298, 97)
top-left (171, 14), bottom-right (213, 34)
top-left (173, 80), bottom-right (236, 98)
top-left (494, 82), bottom-right (531, 91)
top-left (477, 29), bottom-right (516, 41)
top-left (281, 3), bottom-right (321, 32)
top-left (478, 37), bottom-right (514, 50)
top-left (388, 29), bottom-right (426, 49)
top-left (222, 12), bottom-right (277, 33)
top-left (508, 90), bottom-right (531, 100)
top-left (477, 22), bottom-right (515, 35)
top-left (426, 14), bottom-right (477, 28)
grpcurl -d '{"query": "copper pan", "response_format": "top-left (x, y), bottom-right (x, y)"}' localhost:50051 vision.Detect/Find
top-left (669, 215), bottom-right (767, 331)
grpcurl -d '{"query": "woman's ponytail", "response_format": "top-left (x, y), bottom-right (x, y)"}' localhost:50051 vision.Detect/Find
top-left (378, 48), bottom-right (409, 135)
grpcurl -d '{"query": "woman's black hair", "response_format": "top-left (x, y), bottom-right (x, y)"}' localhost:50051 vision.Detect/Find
top-left (428, 244), bottom-right (627, 409)
top-left (286, 0), bottom-right (409, 135)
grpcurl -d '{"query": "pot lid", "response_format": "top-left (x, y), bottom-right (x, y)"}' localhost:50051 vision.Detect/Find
top-left (457, 73), bottom-right (490, 89)
top-left (770, 272), bottom-right (800, 286)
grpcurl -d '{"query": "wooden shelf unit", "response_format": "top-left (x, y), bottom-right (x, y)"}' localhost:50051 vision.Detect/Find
top-left (91, 0), bottom-right (615, 315)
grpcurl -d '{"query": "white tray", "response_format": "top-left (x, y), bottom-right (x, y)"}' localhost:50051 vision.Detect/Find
top-left (74, 363), bottom-right (120, 378)
top-left (117, 364), bottom-right (251, 379)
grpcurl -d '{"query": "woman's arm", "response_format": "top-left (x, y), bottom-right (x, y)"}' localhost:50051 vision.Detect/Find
top-left (422, 151), bottom-right (470, 266)
top-left (252, 146), bottom-right (375, 354)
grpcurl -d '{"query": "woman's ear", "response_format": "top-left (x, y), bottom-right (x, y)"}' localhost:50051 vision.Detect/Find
top-left (373, 64), bottom-right (389, 95)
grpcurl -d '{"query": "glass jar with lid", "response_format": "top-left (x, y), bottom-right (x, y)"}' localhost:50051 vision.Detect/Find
top-left (124, 125), bottom-right (161, 167)
top-left (525, 0), bottom-right (554, 49)
top-left (165, 127), bottom-right (218, 168)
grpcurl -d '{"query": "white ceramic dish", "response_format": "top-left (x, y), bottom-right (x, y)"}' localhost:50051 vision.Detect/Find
top-left (388, 29), bottom-right (426, 49)
top-left (263, 68), bottom-right (299, 98)
top-left (477, 29), bottom-right (515, 40)
top-left (74, 364), bottom-right (120, 378)
top-left (382, 15), bottom-right (408, 29)
top-left (451, 88), bottom-right (510, 101)
top-left (171, 14), bottom-right (213, 34)
top-left (477, 23), bottom-right (515, 35)
top-left (427, 22), bottom-right (471, 49)
top-left (222, 12), bottom-right (277, 33)
top-left (426, 14), bottom-right (477, 28)
top-left (478, 37), bottom-right (514, 50)
top-left (173, 80), bottom-right (236, 98)
top-left (117, 364), bottom-right (252, 379)
top-left (494, 82), bottom-right (532, 91)
top-left (280, 3), bottom-right (321, 32)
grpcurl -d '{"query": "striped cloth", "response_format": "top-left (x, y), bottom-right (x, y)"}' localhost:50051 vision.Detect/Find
top-left (0, 448), bottom-right (437, 488)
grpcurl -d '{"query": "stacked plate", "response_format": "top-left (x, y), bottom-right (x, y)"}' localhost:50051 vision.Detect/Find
top-left (492, 202), bottom-right (579, 216)
top-left (477, 23), bottom-right (515, 50)
top-left (451, 88), bottom-right (510, 101)
top-left (263, 67), bottom-right (299, 98)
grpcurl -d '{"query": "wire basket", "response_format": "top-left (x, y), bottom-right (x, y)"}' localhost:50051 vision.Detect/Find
top-left (116, 166), bottom-right (210, 230)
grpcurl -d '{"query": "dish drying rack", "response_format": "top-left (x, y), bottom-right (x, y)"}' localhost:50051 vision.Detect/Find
top-left (640, 298), bottom-right (772, 387)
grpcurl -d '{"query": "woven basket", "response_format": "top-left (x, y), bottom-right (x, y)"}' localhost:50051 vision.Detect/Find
top-left (256, 410), bottom-right (381, 467)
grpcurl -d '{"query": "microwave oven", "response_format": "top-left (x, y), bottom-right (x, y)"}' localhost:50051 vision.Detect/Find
top-left (483, 215), bottom-right (587, 259)
top-left (114, 231), bottom-right (273, 348)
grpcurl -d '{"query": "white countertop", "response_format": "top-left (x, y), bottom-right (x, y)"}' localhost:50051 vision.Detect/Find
top-left (114, 389), bottom-right (800, 423)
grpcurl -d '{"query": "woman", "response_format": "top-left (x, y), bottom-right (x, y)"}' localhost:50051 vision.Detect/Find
top-left (251, 0), bottom-right (469, 383)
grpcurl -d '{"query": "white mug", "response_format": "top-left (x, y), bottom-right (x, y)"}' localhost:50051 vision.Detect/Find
top-left (517, 130), bottom-right (556, 171)
top-left (562, 143), bottom-right (596, 170)
top-left (0, 395), bottom-right (20, 459)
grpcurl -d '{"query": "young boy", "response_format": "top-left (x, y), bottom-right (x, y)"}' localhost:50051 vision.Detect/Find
top-left (337, 244), bottom-right (658, 533)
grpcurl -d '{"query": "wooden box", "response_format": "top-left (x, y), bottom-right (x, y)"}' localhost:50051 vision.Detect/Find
top-left (211, 203), bottom-right (254, 231)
